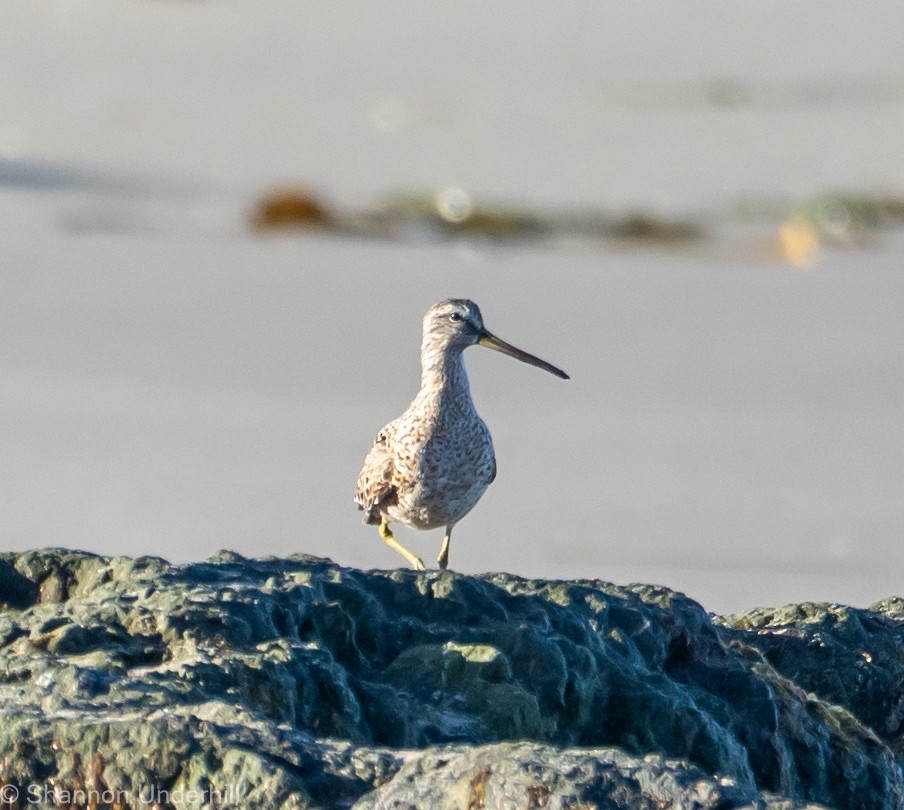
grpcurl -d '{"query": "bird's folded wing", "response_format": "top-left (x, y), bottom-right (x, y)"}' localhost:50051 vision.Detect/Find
top-left (355, 436), bottom-right (398, 522)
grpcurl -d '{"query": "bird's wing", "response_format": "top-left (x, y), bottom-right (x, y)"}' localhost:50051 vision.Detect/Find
top-left (355, 427), bottom-right (399, 523)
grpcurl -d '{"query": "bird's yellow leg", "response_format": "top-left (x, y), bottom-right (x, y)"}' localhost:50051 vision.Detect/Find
top-left (437, 526), bottom-right (452, 570)
top-left (379, 519), bottom-right (426, 571)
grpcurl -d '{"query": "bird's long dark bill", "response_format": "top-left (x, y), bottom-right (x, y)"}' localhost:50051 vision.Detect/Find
top-left (478, 330), bottom-right (569, 379)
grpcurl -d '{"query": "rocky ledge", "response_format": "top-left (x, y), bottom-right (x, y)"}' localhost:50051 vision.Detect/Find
top-left (0, 549), bottom-right (902, 809)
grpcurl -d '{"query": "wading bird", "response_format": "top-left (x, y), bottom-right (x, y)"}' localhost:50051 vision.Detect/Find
top-left (355, 299), bottom-right (568, 570)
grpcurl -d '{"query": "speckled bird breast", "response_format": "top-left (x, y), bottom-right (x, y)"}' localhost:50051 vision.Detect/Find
top-left (383, 397), bottom-right (496, 531)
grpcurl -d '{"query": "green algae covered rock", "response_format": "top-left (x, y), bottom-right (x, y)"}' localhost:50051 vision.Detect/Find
top-left (0, 548), bottom-right (901, 809)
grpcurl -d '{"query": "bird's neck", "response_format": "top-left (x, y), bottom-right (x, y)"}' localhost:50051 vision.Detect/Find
top-left (416, 343), bottom-right (474, 411)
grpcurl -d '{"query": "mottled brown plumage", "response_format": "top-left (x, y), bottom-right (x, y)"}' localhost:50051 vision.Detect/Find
top-left (355, 299), bottom-right (568, 570)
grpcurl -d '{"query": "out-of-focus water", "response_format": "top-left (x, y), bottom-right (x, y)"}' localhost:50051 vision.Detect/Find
top-left (3, 1), bottom-right (903, 208)
top-left (0, 2), bottom-right (903, 613)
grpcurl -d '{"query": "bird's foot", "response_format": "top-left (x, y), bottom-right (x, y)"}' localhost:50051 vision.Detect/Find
top-left (379, 520), bottom-right (427, 571)
top-left (437, 531), bottom-right (451, 570)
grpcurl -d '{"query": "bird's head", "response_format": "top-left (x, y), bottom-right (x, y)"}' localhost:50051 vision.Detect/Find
top-left (422, 298), bottom-right (569, 379)
top-left (423, 299), bottom-right (485, 349)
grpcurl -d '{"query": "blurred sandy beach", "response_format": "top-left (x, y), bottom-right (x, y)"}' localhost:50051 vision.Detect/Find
top-left (1, 1), bottom-right (903, 613)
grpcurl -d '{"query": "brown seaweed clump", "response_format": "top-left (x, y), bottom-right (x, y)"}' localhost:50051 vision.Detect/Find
top-left (250, 187), bottom-right (332, 231)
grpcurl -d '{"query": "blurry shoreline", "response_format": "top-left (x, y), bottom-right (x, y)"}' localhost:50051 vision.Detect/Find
top-left (3, 158), bottom-right (904, 270)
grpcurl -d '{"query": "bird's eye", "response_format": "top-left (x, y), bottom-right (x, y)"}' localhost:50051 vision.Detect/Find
top-left (449, 312), bottom-right (462, 322)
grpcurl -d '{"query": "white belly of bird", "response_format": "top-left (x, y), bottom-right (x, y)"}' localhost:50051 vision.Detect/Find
top-left (390, 473), bottom-right (491, 530)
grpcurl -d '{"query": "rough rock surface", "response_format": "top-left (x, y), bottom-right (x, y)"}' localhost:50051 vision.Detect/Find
top-left (0, 549), bottom-right (900, 809)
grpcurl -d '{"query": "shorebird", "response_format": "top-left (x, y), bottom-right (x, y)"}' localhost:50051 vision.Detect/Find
top-left (355, 299), bottom-right (568, 571)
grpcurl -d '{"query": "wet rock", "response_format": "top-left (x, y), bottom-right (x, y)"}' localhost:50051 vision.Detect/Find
top-left (720, 601), bottom-right (904, 741)
top-left (0, 559), bottom-right (38, 609)
top-left (353, 742), bottom-right (820, 810)
top-left (0, 549), bottom-right (901, 809)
